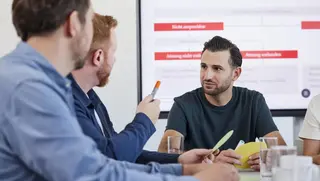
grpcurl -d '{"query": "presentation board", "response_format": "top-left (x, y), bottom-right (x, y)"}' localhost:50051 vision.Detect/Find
top-left (138, 0), bottom-right (320, 117)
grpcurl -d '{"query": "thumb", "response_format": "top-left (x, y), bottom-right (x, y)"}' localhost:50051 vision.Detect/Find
top-left (193, 149), bottom-right (213, 156)
top-left (213, 149), bottom-right (220, 156)
top-left (143, 95), bottom-right (153, 103)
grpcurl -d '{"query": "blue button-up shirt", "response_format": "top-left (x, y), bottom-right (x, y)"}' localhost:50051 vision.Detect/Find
top-left (0, 42), bottom-right (197, 181)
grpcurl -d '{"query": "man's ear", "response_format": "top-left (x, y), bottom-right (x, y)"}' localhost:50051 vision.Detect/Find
top-left (232, 67), bottom-right (242, 81)
top-left (92, 49), bottom-right (104, 66)
top-left (65, 11), bottom-right (81, 38)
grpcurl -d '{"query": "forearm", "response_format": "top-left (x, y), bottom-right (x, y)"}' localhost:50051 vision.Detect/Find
top-left (136, 150), bottom-right (179, 164)
top-left (110, 113), bottom-right (156, 162)
top-left (313, 155), bottom-right (320, 165)
top-left (110, 159), bottom-right (183, 176)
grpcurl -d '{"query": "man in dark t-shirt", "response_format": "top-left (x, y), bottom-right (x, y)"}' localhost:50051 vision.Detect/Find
top-left (158, 36), bottom-right (286, 171)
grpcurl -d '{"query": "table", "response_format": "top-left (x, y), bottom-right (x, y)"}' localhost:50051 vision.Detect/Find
top-left (239, 171), bottom-right (260, 181)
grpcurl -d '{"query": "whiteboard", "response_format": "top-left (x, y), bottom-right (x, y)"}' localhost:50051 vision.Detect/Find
top-left (138, 0), bottom-right (320, 116)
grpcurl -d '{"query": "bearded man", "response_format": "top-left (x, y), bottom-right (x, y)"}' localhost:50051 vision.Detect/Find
top-left (69, 13), bottom-right (217, 165)
top-left (158, 36), bottom-right (286, 171)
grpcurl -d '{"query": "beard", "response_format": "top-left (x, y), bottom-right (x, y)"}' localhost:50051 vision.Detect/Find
top-left (71, 31), bottom-right (90, 70)
top-left (96, 64), bottom-right (110, 87)
top-left (201, 75), bottom-right (233, 96)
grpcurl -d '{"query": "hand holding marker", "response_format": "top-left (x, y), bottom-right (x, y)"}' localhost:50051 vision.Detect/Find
top-left (136, 80), bottom-right (161, 124)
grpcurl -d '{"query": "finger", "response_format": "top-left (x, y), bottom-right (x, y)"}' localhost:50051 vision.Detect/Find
top-left (213, 149), bottom-right (220, 156)
top-left (248, 158), bottom-right (260, 166)
top-left (250, 165), bottom-right (260, 171)
top-left (223, 150), bottom-right (242, 159)
top-left (151, 99), bottom-right (160, 106)
top-left (191, 149), bottom-right (213, 156)
top-left (219, 156), bottom-right (242, 165)
top-left (143, 95), bottom-right (153, 102)
top-left (203, 158), bottom-right (213, 164)
top-left (207, 154), bottom-right (215, 161)
top-left (249, 152), bottom-right (260, 160)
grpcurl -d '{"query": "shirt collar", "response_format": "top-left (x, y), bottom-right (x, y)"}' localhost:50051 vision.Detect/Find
top-left (87, 89), bottom-right (101, 108)
top-left (15, 42), bottom-right (71, 91)
top-left (68, 74), bottom-right (93, 108)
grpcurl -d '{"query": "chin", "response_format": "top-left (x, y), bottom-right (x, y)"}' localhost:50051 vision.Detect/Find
top-left (97, 79), bottom-right (109, 87)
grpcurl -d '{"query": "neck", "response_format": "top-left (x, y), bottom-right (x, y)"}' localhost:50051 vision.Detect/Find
top-left (205, 86), bottom-right (233, 106)
top-left (71, 66), bottom-right (97, 93)
top-left (27, 34), bottom-right (73, 77)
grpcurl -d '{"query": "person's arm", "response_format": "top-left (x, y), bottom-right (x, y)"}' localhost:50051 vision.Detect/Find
top-left (247, 94), bottom-right (286, 170)
top-left (255, 94), bottom-right (286, 145)
top-left (2, 80), bottom-right (197, 181)
top-left (136, 150), bottom-right (180, 164)
top-left (302, 139), bottom-right (320, 165)
top-left (75, 104), bottom-right (155, 162)
top-left (299, 96), bottom-right (320, 165)
top-left (158, 101), bottom-right (187, 153)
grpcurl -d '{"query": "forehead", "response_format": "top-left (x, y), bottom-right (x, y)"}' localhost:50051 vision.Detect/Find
top-left (110, 28), bottom-right (117, 47)
top-left (201, 50), bottom-right (230, 66)
top-left (100, 28), bottom-right (117, 51)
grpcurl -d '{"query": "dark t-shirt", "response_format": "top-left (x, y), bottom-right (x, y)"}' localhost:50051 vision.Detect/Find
top-left (166, 86), bottom-right (278, 151)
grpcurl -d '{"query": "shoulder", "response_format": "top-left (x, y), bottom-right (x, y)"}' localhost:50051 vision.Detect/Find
top-left (234, 86), bottom-right (264, 102)
top-left (307, 94), bottom-right (320, 112)
top-left (173, 88), bottom-right (203, 107)
top-left (0, 53), bottom-right (55, 92)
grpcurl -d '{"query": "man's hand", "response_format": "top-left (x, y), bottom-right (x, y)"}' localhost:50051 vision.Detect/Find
top-left (136, 95), bottom-right (160, 124)
top-left (247, 152), bottom-right (260, 170)
top-left (178, 149), bottom-right (218, 164)
top-left (215, 149), bottom-right (242, 166)
top-left (193, 163), bottom-right (239, 181)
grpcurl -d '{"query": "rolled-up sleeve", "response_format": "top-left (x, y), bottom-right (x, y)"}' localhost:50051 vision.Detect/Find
top-left (299, 96), bottom-right (320, 140)
top-left (2, 80), bottom-right (198, 181)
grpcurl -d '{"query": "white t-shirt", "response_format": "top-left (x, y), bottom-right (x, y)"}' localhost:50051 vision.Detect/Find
top-left (94, 109), bottom-right (105, 136)
top-left (299, 94), bottom-right (320, 140)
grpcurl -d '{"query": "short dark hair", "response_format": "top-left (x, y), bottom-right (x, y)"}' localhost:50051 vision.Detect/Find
top-left (201, 36), bottom-right (242, 67)
top-left (12, 0), bottom-right (90, 41)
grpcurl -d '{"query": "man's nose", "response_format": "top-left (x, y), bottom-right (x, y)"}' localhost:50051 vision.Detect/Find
top-left (205, 69), bottom-right (214, 80)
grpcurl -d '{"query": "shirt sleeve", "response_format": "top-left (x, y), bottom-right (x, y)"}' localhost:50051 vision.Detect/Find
top-left (75, 100), bottom-right (156, 162)
top-left (166, 100), bottom-right (188, 136)
top-left (255, 94), bottom-right (279, 138)
top-left (2, 80), bottom-right (198, 181)
top-left (299, 96), bottom-right (320, 140)
top-left (136, 150), bottom-right (180, 164)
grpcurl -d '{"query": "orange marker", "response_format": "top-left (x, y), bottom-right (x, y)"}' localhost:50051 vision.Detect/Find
top-left (151, 80), bottom-right (161, 99)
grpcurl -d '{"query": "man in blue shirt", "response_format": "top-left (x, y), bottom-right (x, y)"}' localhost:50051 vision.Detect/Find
top-left (70, 13), bottom-right (216, 165)
top-left (0, 0), bottom-right (239, 181)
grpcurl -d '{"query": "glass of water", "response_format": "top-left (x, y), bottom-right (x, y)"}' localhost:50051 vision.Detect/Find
top-left (259, 137), bottom-right (278, 178)
top-left (270, 146), bottom-right (297, 181)
top-left (167, 136), bottom-right (184, 154)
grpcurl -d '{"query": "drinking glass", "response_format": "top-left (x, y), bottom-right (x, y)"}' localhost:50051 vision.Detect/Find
top-left (270, 146), bottom-right (297, 181)
top-left (259, 137), bottom-right (278, 178)
top-left (167, 136), bottom-right (184, 154)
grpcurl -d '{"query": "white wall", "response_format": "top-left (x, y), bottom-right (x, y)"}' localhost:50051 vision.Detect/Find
top-left (0, 0), bottom-right (299, 151)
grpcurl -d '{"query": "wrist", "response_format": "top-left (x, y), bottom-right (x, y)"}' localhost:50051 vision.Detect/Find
top-left (178, 155), bottom-right (182, 164)
top-left (182, 164), bottom-right (195, 176)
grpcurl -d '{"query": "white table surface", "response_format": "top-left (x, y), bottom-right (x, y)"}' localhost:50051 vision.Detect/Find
top-left (239, 171), bottom-right (260, 181)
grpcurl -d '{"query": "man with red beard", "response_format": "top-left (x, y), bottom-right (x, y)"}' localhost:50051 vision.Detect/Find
top-left (69, 13), bottom-right (216, 165)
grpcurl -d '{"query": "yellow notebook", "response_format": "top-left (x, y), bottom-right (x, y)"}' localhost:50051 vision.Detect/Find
top-left (234, 142), bottom-right (267, 169)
